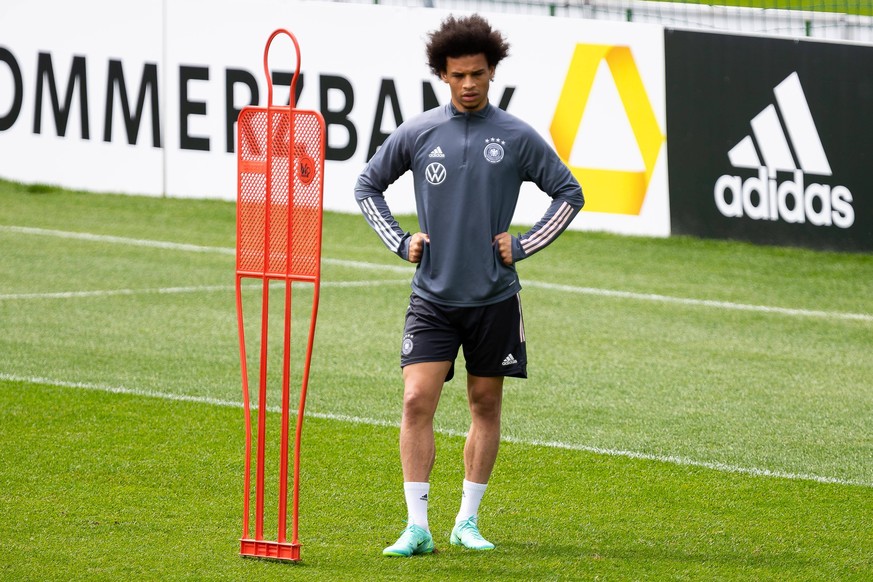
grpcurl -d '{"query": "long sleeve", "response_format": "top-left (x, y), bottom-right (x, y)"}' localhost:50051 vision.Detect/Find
top-left (356, 192), bottom-right (411, 259)
top-left (354, 121), bottom-right (416, 260)
top-left (511, 129), bottom-right (584, 262)
top-left (352, 103), bottom-right (579, 306)
top-left (512, 196), bottom-right (582, 261)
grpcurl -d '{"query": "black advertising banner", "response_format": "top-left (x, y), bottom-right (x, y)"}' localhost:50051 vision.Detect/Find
top-left (665, 29), bottom-right (873, 252)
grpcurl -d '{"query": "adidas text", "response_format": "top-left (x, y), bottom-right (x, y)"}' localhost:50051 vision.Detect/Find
top-left (713, 72), bottom-right (854, 229)
top-left (714, 167), bottom-right (854, 228)
top-left (501, 354), bottom-right (517, 366)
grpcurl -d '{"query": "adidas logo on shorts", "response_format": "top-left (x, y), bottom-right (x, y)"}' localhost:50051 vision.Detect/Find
top-left (501, 353), bottom-right (517, 366)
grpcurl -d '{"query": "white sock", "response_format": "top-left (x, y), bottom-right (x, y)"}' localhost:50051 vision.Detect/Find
top-left (403, 481), bottom-right (430, 532)
top-left (456, 479), bottom-right (488, 523)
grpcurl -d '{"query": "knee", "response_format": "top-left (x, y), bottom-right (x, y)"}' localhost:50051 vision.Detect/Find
top-left (469, 390), bottom-right (502, 420)
top-left (402, 384), bottom-right (439, 421)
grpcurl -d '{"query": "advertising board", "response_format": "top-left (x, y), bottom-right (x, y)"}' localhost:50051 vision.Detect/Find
top-left (0, 1), bottom-right (669, 235)
top-left (665, 29), bottom-right (873, 251)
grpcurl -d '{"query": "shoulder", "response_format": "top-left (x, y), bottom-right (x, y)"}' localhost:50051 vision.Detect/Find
top-left (486, 105), bottom-right (551, 158)
top-left (487, 106), bottom-right (542, 141)
top-left (395, 105), bottom-right (453, 139)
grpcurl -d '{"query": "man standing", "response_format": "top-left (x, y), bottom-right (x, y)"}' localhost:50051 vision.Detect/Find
top-left (355, 14), bottom-right (584, 557)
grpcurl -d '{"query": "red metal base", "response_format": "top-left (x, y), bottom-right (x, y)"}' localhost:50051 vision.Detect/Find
top-left (240, 539), bottom-right (301, 561)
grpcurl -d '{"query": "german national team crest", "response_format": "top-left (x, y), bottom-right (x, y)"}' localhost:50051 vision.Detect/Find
top-left (484, 138), bottom-right (505, 164)
top-left (401, 334), bottom-right (414, 355)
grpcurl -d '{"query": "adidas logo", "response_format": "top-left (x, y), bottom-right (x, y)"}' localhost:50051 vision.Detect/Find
top-left (501, 353), bottom-right (517, 366)
top-left (419, 493), bottom-right (428, 502)
top-left (714, 72), bottom-right (854, 229)
top-left (428, 146), bottom-right (445, 158)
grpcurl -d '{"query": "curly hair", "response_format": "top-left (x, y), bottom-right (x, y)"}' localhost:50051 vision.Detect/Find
top-left (425, 14), bottom-right (510, 76)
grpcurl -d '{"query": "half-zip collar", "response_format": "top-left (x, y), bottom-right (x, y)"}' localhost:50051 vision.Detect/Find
top-left (449, 102), bottom-right (493, 119)
top-left (450, 102), bottom-right (492, 167)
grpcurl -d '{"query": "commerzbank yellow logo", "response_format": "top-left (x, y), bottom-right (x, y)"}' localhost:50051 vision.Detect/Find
top-left (550, 44), bottom-right (664, 215)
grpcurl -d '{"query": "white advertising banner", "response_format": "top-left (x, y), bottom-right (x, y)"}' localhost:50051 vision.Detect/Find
top-left (0, 0), bottom-right (669, 235)
top-left (0, 0), bottom-right (165, 195)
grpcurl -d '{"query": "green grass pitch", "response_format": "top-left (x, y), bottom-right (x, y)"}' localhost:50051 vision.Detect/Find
top-left (0, 180), bottom-right (871, 580)
top-left (648, 1), bottom-right (873, 16)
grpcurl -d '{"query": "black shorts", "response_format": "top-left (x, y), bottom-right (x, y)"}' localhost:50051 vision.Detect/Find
top-left (400, 293), bottom-right (527, 382)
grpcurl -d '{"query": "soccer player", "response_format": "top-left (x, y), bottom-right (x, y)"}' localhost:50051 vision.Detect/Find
top-left (354, 13), bottom-right (584, 557)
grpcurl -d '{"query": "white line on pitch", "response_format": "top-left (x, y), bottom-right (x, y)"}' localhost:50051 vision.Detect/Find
top-left (0, 225), bottom-right (412, 273)
top-left (2, 225), bottom-right (870, 322)
top-left (0, 280), bottom-right (410, 301)
top-left (524, 281), bottom-right (873, 322)
top-left (0, 225), bottom-right (237, 254)
top-left (0, 285), bottom-right (230, 300)
top-left (0, 371), bottom-right (869, 489)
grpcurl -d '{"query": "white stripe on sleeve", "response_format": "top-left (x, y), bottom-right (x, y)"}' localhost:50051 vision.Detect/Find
top-left (361, 197), bottom-right (402, 252)
top-left (521, 202), bottom-right (574, 255)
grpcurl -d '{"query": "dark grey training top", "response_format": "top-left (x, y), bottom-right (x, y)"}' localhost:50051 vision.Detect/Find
top-left (355, 102), bottom-right (584, 307)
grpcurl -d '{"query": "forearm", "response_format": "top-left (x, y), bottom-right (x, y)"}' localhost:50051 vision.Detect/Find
top-left (512, 196), bottom-right (582, 261)
top-left (356, 192), bottom-right (411, 259)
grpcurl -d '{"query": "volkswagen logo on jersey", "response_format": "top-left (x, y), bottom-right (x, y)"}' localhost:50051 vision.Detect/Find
top-left (426, 162), bottom-right (447, 185)
top-left (484, 138), bottom-right (505, 164)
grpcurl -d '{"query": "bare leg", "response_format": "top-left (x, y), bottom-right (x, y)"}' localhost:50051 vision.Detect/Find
top-left (463, 374), bottom-right (504, 483)
top-left (400, 361), bottom-right (452, 482)
top-left (382, 363), bottom-right (450, 554)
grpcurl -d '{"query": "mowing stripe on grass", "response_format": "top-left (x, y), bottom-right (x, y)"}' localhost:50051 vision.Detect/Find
top-left (0, 280), bottom-right (410, 301)
top-left (2, 224), bottom-right (871, 323)
top-left (0, 225), bottom-right (873, 322)
top-left (1, 371), bottom-right (869, 489)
